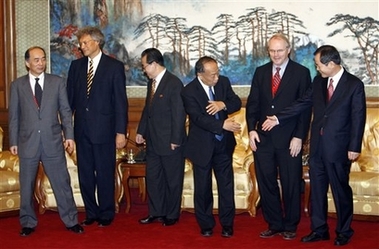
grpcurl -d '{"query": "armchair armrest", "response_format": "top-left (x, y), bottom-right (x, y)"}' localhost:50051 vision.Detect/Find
top-left (0, 151), bottom-right (19, 172)
top-left (247, 158), bottom-right (260, 217)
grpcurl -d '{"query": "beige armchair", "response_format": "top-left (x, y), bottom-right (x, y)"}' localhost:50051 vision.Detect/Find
top-left (181, 108), bottom-right (258, 216)
top-left (327, 102), bottom-right (379, 220)
top-left (0, 127), bottom-right (21, 216)
top-left (34, 148), bottom-right (124, 214)
top-left (34, 150), bottom-right (85, 213)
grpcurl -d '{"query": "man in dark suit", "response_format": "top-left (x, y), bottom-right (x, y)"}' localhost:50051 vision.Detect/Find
top-left (9, 46), bottom-right (83, 236)
top-left (262, 45), bottom-right (366, 246)
top-left (67, 27), bottom-right (128, 227)
top-left (246, 33), bottom-right (312, 240)
top-left (181, 56), bottom-right (241, 238)
top-left (136, 48), bottom-right (186, 226)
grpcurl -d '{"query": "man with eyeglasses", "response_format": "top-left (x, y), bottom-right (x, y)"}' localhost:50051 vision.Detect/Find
top-left (136, 48), bottom-right (186, 226)
top-left (67, 26), bottom-right (128, 227)
top-left (245, 33), bottom-right (312, 240)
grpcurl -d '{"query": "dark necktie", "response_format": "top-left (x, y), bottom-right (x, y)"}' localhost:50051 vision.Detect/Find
top-left (86, 59), bottom-right (94, 96)
top-left (35, 77), bottom-right (42, 107)
top-left (272, 67), bottom-right (281, 97)
top-left (327, 78), bottom-right (334, 102)
top-left (208, 86), bottom-right (223, 141)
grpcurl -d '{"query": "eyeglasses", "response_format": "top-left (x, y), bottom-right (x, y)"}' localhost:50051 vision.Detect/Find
top-left (268, 49), bottom-right (288, 54)
top-left (78, 39), bottom-right (95, 47)
top-left (141, 63), bottom-right (152, 70)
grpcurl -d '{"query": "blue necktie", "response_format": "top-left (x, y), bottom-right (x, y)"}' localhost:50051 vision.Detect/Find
top-left (209, 86), bottom-right (223, 141)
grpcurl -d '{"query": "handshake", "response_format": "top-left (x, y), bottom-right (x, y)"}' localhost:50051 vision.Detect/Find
top-left (261, 115), bottom-right (279, 131)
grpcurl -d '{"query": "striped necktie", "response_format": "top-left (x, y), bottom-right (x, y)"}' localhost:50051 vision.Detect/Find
top-left (150, 79), bottom-right (156, 104)
top-left (272, 67), bottom-right (281, 97)
top-left (86, 59), bottom-right (94, 96)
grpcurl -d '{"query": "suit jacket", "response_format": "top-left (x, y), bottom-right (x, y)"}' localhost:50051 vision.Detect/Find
top-left (67, 53), bottom-right (128, 143)
top-left (137, 70), bottom-right (186, 155)
top-left (246, 60), bottom-right (312, 148)
top-left (8, 74), bottom-right (73, 158)
top-left (277, 69), bottom-right (366, 161)
top-left (181, 76), bottom-right (241, 166)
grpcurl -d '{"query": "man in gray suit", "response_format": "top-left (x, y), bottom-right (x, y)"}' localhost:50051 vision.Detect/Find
top-left (8, 46), bottom-right (83, 236)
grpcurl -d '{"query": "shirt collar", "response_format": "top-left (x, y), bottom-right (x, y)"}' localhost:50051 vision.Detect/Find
top-left (329, 66), bottom-right (344, 88)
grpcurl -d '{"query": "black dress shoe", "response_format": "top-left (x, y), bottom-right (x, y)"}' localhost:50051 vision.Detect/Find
top-left (282, 231), bottom-right (296, 240)
top-left (301, 231), bottom-right (330, 242)
top-left (162, 218), bottom-right (178, 226)
top-left (98, 219), bottom-right (113, 227)
top-left (66, 224), bottom-right (84, 234)
top-left (260, 229), bottom-right (282, 238)
top-left (200, 228), bottom-right (213, 237)
top-left (81, 218), bottom-right (97, 226)
top-left (20, 227), bottom-right (35, 237)
top-left (139, 215), bottom-right (164, 224)
top-left (221, 226), bottom-right (233, 238)
top-left (334, 234), bottom-right (351, 246)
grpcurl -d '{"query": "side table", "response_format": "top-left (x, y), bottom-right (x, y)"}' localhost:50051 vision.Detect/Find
top-left (303, 165), bottom-right (310, 217)
top-left (117, 160), bottom-right (147, 213)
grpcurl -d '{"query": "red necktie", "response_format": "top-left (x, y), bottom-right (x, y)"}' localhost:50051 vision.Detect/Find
top-left (327, 78), bottom-right (334, 102)
top-left (272, 67), bottom-right (281, 97)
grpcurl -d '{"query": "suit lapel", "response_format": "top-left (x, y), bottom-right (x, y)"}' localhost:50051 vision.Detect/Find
top-left (154, 71), bottom-right (168, 100)
top-left (276, 61), bottom-right (293, 97)
top-left (20, 75), bottom-right (39, 112)
top-left (39, 74), bottom-right (53, 112)
top-left (87, 54), bottom-right (105, 96)
top-left (264, 65), bottom-right (273, 100)
top-left (328, 71), bottom-right (348, 105)
top-left (321, 78), bottom-right (328, 104)
top-left (195, 79), bottom-right (210, 104)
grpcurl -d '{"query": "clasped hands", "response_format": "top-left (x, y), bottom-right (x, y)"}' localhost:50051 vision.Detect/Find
top-left (261, 115), bottom-right (279, 131)
top-left (206, 101), bottom-right (241, 133)
top-left (249, 115), bottom-right (301, 157)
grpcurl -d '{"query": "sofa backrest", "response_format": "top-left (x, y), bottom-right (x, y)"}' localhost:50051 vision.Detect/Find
top-left (351, 106), bottom-right (379, 173)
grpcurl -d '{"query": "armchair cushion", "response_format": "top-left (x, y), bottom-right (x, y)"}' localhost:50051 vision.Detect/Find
top-left (0, 171), bottom-right (19, 192)
top-left (34, 152), bottom-right (84, 213)
top-left (0, 128), bottom-right (21, 214)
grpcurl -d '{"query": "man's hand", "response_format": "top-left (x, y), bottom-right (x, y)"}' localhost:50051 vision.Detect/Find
top-left (248, 130), bottom-right (260, 151)
top-left (206, 101), bottom-right (226, 115)
top-left (171, 143), bottom-right (180, 150)
top-left (64, 139), bottom-right (75, 154)
top-left (348, 151), bottom-right (360, 161)
top-left (116, 133), bottom-right (126, 149)
top-left (289, 137), bottom-right (302, 157)
top-left (222, 117), bottom-right (241, 132)
top-left (135, 134), bottom-right (145, 144)
top-left (10, 146), bottom-right (18, 155)
top-left (262, 115), bottom-right (279, 131)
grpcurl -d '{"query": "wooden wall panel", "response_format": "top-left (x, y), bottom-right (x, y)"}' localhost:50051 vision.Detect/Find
top-left (0, 1), bottom-right (15, 150)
